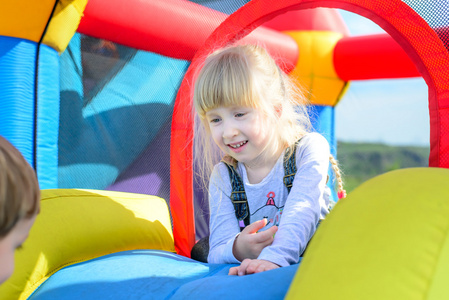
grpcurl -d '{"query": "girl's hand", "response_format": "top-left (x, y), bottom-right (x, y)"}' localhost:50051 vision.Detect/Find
top-left (232, 219), bottom-right (278, 261)
top-left (228, 259), bottom-right (280, 276)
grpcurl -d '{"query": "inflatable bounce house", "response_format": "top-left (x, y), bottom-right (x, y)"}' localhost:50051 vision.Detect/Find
top-left (1, 0), bottom-right (449, 299)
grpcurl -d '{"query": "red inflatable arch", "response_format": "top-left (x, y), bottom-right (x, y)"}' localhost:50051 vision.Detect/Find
top-left (170, 0), bottom-right (449, 255)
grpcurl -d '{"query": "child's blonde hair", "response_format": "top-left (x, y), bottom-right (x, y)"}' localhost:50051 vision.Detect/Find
top-left (0, 136), bottom-right (40, 237)
top-left (193, 44), bottom-right (345, 198)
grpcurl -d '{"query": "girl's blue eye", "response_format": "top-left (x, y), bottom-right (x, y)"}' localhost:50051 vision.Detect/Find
top-left (210, 118), bottom-right (220, 123)
top-left (235, 113), bottom-right (245, 117)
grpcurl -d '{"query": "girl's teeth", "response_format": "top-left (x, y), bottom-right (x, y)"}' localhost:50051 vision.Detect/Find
top-left (231, 141), bottom-right (247, 148)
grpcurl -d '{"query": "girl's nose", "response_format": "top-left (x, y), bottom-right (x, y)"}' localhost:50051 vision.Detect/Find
top-left (222, 122), bottom-right (238, 139)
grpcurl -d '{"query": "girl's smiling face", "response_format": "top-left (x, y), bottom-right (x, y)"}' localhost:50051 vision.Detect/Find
top-left (0, 215), bottom-right (36, 284)
top-left (205, 105), bottom-right (272, 168)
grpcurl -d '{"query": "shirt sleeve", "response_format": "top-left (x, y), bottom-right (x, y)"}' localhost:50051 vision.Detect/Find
top-left (207, 163), bottom-right (241, 264)
top-left (258, 133), bottom-right (330, 267)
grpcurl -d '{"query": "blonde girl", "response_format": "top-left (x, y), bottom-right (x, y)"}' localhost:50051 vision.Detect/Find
top-left (193, 44), bottom-right (344, 276)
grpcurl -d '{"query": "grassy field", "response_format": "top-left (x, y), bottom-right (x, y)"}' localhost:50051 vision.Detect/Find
top-left (337, 142), bottom-right (430, 194)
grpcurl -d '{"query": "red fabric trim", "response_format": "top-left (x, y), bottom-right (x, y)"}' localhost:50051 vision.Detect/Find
top-left (263, 8), bottom-right (349, 34)
top-left (170, 96), bottom-right (195, 256)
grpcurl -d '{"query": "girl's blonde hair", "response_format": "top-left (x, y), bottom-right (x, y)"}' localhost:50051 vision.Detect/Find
top-left (193, 44), bottom-right (345, 198)
top-left (0, 136), bottom-right (40, 237)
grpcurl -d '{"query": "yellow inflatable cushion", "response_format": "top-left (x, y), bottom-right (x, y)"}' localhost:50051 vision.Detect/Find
top-left (0, 0), bottom-right (87, 53)
top-left (0, 189), bottom-right (175, 300)
top-left (287, 167), bottom-right (449, 300)
top-left (43, 0), bottom-right (88, 53)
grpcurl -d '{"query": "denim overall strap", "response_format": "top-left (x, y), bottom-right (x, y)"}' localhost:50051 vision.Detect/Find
top-left (283, 139), bottom-right (302, 193)
top-left (283, 144), bottom-right (296, 193)
top-left (222, 161), bottom-right (250, 231)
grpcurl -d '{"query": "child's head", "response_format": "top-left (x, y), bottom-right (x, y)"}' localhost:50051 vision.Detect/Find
top-left (193, 44), bottom-right (311, 175)
top-left (0, 136), bottom-right (40, 284)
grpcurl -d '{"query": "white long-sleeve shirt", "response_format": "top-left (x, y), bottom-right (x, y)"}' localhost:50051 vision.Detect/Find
top-left (207, 132), bottom-right (331, 267)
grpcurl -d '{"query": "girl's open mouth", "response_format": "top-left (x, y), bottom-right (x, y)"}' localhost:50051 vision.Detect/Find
top-left (228, 141), bottom-right (248, 152)
top-left (228, 140), bottom-right (248, 149)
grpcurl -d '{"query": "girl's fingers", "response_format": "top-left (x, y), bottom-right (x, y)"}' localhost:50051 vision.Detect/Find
top-left (243, 218), bottom-right (267, 234)
top-left (238, 259), bottom-right (252, 276)
top-left (254, 260), bottom-right (279, 273)
top-left (254, 225), bottom-right (278, 243)
top-left (228, 266), bottom-right (239, 275)
top-left (229, 259), bottom-right (281, 276)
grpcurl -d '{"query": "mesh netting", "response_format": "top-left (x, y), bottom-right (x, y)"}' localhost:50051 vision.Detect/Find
top-left (190, 0), bottom-right (249, 14)
top-left (402, 0), bottom-right (449, 166)
top-left (404, 0), bottom-right (449, 28)
top-left (59, 34), bottom-right (189, 205)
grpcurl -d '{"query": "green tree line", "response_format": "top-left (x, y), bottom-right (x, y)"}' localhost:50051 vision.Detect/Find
top-left (337, 142), bottom-right (430, 194)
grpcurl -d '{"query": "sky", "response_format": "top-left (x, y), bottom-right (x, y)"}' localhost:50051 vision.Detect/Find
top-left (335, 10), bottom-right (429, 147)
